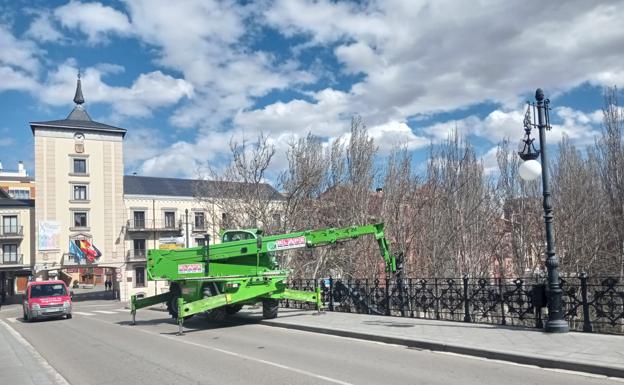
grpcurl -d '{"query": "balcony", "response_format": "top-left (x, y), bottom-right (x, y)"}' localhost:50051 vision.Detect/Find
top-left (126, 249), bottom-right (147, 262)
top-left (1, 254), bottom-right (23, 265)
top-left (126, 220), bottom-right (182, 233)
top-left (0, 225), bottom-right (23, 239)
top-left (191, 223), bottom-right (207, 233)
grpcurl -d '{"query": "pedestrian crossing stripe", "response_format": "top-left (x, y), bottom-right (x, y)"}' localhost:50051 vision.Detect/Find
top-left (93, 310), bottom-right (117, 314)
top-left (7, 317), bottom-right (17, 323)
top-left (73, 312), bottom-right (96, 316)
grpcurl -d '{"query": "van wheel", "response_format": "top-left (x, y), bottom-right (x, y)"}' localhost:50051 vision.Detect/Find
top-left (203, 284), bottom-right (226, 322)
top-left (66, 314), bottom-right (73, 319)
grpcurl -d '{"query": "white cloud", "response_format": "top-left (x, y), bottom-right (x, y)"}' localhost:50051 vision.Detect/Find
top-left (54, 1), bottom-right (133, 43)
top-left (120, 0), bottom-right (315, 128)
top-left (368, 121), bottom-right (429, 153)
top-left (6, 0), bottom-right (622, 179)
top-left (263, 0), bottom-right (624, 126)
top-left (24, 11), bottom-right (64, 43)
top-left (481, 146), bottom-right (501, 175)
top-left (38, 63), bottom-right (193, 118)
top-left (0, 66), bottom-right (38, 92)
top-left (0, 24), bottom-right (40, 75)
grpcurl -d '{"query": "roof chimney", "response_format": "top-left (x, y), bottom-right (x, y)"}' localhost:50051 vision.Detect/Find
top-left (0, 160), bottom-right (3, 171)
top-left (18, 161), bottom-right (25, 175)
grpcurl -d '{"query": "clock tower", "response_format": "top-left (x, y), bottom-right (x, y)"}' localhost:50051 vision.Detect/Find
top-left (30, 74), bottom-right (126, 279)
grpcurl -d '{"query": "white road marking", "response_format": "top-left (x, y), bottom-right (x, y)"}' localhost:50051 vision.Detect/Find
top-left (0, 320), bottom-right (71, 385)
top-left (6, 317), bottom-right (17, 323)
top-left (87, 316), bottom-right (353, 385)
top-left (93, 310), bottom-right (117, 314)
top-left (114, 308), bottom-right (129, 312)
top-left (73, 312), bottom-right (96, 316)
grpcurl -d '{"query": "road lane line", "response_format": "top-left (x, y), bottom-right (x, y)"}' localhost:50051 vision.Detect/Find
top-left (87, 316), bottom-right (353, 385)
top-left (73, 312), bottom-right (96, 316)
top-left (0, 320), bottom-right (71, 385)
top-left (6, 317), bottom-right (17, 323)
top-left (92, 310), bottom-right (117, 314)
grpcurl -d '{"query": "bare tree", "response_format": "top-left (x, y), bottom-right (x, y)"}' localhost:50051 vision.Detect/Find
top-left (379, 146), bottom-right (422, 275)
top-left (496, 139), bottom-right (544, 277)
top-left (596, 86), bottom-right (624, 277)
top-left (195, 133), bottom-right (282, 235)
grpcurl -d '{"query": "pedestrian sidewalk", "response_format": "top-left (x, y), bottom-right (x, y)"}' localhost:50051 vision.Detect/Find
top-left (0, 308), bottom-right (69, 385)
top-left (238, 308), bottom-right (624, 378)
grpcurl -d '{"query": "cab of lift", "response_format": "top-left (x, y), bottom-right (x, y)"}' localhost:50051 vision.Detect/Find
top-left (220, 229), bottom-right (262, 243)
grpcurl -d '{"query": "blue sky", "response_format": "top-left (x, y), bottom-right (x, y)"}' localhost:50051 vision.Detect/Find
top-left (0, 0), bottom-right (622, 179)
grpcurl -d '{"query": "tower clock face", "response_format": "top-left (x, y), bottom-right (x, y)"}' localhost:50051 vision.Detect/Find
top-left (74, 133), bottom-right (85, 153)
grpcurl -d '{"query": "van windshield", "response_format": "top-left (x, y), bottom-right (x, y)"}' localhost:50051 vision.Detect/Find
top-left (30, 284), bottom-right (67, 298)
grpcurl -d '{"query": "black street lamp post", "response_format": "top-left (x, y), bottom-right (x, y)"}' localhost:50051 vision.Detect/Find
top-left (517, 88), bottom-right (569, 333)
top-left (185, 208), bottom-right (189, 248)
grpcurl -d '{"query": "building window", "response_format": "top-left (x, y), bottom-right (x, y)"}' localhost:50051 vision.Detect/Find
top-left (133, 239), bottom-right (146, 259)
top-left (194, 212), bottom-right (205, 230)
top-left (74, 212), bottom-right (88, 228)
top-left (73, 185), bottom-right (87, 200)
top-left (196, 238), bottom-right (207, 247)
top-left (135, 267), bottom-right (146, 287)
top-left (221, 212), bottom-right (230, 228)
top-left (8, 189), bottom-right (29, 199)
top-left (133, 211), bottom-right (145, 228)
top-left (73, 158), bottom-right (87, 174)
top-left (2, 215), bottom-right (18, 234)
top-left (2, 244), bottom-right (18, 263)
top-left (164, 211), bottom-right (176, 228)
top-left (272, 213), bottom-right (281, 229)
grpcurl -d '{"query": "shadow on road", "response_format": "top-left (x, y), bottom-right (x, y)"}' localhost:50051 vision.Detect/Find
top-left (117, 312), bottom-right (264, 335)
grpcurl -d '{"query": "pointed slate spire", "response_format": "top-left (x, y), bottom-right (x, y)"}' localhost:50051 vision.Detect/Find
top-left (73, 71), bottom-right (85, 105)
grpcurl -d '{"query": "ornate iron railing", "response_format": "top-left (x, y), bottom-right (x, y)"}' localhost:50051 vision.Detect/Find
top-left (283, 275), bottom-right (624, 334)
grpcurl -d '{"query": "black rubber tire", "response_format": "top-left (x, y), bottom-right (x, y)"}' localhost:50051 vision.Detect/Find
top-left (203, 284), bottom-right (226, 322)
top-left (262, 299), bottom-right (279, 319)
top-left (66, 313), bottom-right (72, 319)
top-left (225, 304), bottom-right (243, 315)
top-left (167, 285), bottom-right (193, 320)
top-left (23, 310), bottom-right (29, 322)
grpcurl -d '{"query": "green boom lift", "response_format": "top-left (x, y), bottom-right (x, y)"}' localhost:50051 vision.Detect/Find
top-left (130, 223), bottom-right (396, 334)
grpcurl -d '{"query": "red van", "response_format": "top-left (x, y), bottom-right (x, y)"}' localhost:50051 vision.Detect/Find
top-left (23, 280), bottom-right (73, 321)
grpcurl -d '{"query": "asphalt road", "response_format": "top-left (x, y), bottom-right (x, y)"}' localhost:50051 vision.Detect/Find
top-left (1, 301), bottom-right (622, 385)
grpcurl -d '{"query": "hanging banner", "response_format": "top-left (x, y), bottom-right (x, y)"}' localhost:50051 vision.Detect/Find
top-left (159, 236), bottom-right (185, 250)
top-left (38, 221), bottom-right (60, 250)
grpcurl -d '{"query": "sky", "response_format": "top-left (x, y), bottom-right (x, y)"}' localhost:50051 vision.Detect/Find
top-left (0, 0), bottom-right (622, 180)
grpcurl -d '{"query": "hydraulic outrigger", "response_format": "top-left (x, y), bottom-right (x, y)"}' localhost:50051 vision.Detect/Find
top-left (130, 223), bottom-right (396, 334)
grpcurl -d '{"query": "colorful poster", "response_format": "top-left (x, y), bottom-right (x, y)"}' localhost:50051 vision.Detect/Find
top-left (178, 263), bottom-right (203, 274)
top-left (38, 221), bottom-right (60, 250)
top-left (267, 236), bottom-right (307, 251)
top-left (159, 236), bottom-right (185, 250)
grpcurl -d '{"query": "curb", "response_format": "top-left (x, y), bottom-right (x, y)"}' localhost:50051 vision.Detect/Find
top-left (259, 320), bottom-right (624, 379)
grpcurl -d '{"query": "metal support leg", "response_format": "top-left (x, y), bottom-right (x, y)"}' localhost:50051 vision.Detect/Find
top-left (130, 295), bottom-right (136, 325)
top-left (176, 297), bottom-right (185, 336)
top-left (315, 284), bottom-right (324, 315)
top-left (177, 317), bottom-right (184, 336)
